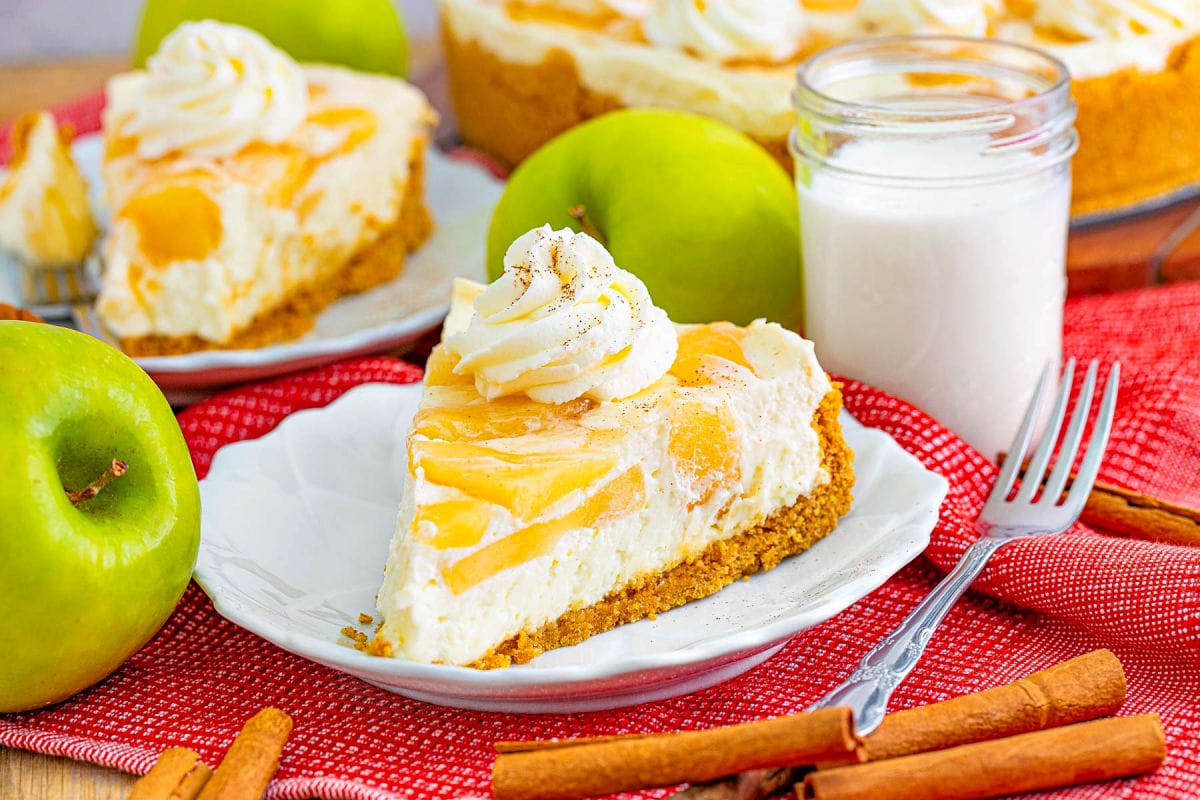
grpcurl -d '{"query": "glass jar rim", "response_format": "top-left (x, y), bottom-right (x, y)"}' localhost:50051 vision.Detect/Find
top-left (790, 34), bottom-right (1078, 186)
top-left (794, 34), bottom-right (1072, 125)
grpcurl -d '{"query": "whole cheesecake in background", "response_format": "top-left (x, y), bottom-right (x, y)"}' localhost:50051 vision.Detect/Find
top-left (0, 111), bottom-right (97, 268)
top-left (441, 0), bottom-right (1200, 216)
top-left (370, 225), bottom-right (854, 667)
top-left (97, 21), bottom-right (437, 355)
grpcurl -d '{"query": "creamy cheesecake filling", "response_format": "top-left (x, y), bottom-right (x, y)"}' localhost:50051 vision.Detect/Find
top-left (98, 62), bottom-right (434, 343)
top-left (375, 284), bottom-right (833, 665)
top-left (442, 0), bottom-right (1200, 145)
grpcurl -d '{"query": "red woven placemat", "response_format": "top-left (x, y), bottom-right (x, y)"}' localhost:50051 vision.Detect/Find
top-left (3, 284), bottom-right (1200, 799)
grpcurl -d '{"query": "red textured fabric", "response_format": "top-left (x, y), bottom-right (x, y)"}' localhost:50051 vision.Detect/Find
top-left (2, 288), bottom-right (1199, 799)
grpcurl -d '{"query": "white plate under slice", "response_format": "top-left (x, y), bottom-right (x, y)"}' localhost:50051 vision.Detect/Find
top-left (0, 135), bottom-right (505, 402)
top-left (195, 382), bottom-right (949, 713)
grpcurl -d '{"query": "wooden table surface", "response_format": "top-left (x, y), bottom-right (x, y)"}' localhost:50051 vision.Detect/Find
top-left (1, 748), bottom-right (136, 799)
top-left (2, 38), bottom-right (1199, 800)
top-left (0, 55), bottom-right (127, 124)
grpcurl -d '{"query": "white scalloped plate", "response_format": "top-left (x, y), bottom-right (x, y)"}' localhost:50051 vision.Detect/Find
top-left (0, 135), bottom-right (504, 400)
top-left (194, 382), bottom-right (948, 713)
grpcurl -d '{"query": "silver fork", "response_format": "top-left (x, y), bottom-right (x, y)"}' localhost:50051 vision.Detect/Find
top-left (18, 252), bottom-right (101, 319)
top-left (808, 357), bottom-right (1121, 736)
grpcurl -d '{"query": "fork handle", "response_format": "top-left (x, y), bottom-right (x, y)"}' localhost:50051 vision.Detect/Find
top-left (809, 537), bottom-right (1006, 736)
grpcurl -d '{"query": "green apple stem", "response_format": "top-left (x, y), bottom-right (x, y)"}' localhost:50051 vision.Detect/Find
top-left (66, 459), bottom-right (128, 506)
top-left (569, 205), bottom-right (607, 246)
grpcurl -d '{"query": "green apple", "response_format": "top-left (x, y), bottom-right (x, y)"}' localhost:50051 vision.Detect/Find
top-left (0, 322), bottom-right (200, 712)
top-left (487, 109), bottom-right (802, 329)
top-left (133, 0), bottom-right (409, 77)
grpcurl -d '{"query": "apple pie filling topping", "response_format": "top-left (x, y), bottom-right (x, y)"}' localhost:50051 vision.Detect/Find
top-left (406, 331), bottom-right (761, 595)
top-left (404, 315), bottom-right (791, 573)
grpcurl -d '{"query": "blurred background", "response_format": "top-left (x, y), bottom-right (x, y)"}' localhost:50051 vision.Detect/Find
top-left (0, 0), bottom-right (437, 60)
top-left (0, 0), bottom-right (439, 123)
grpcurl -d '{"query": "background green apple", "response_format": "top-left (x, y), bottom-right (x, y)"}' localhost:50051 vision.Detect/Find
top-left (487, 109), bottom-right (803, 329)
top-left (0, 322), bottom-right (201, 713)
top-left (133, 0), bottom-right (409, 77)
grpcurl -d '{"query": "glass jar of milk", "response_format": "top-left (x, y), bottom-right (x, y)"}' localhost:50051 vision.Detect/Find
top-left (792, 37), bottom-right (1077, 459)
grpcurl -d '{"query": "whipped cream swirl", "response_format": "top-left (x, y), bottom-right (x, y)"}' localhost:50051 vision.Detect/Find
top-left (860, 0), bottom-right (991, 35)
top-left (445, 225), bottom-right (678, 404)
top-left (643, 0), bottom-right (804, 63)
top-left (1034, 0), bottom-right (1200, 39)
top-left (551, 0), bottom-right (652, 17)
top-left (127, 21), bottom-right (308, 160)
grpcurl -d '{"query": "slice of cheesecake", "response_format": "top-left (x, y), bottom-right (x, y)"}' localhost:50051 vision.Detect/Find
top-left (96, 21), bottom-right (436, 355)
top-left (371, 226), bottom-right (854, 667)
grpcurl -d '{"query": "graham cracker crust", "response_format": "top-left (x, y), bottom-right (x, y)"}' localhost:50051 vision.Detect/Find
top-left (443, 20), bottom-right (791, 171)
top-left (467, 385), bottom-right (855, 669)
top-left (443, 23), bottom-right (624, 171)
top-left (445, 13), bottom-right (1200, 217)
top-left (119, 143), bottom-right (434, 357)
top-left (1070, 36), bottom-right (1200, 217)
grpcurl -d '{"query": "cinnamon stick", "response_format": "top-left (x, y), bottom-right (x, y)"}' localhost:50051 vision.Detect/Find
top-left (491, 708), bottom-right (861, 800)
top-left (997, 453), bottom-right (1200, 546)
top-left (1081, 487), bottom-right (1200, 547)
top-left (127, 748), bottom-right (212, 800)
top-left (802, 714), bottom-right (1165, 800)
top-left (195, 708), bottom-right (293, 800)
top-left (858, 648), bottom-right (1126, 761)
top-left (670, 649), bottom-right (1126, 800)
top-left (496, 732), bottom-right (659, 753)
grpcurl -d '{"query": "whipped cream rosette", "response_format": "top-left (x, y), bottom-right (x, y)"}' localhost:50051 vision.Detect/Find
top-left (126, 20), bottom-right (309, 160)
top-left (445, 225), bottom-right (677, 403)
top-left (1034, 0), bottom-right (1200, 39)
top-left (643, 0), bottom-right (804, 63)
top-left (860, 0), bottom-right (992, 35)
top-left (550, 0), bottom-right (652, 17)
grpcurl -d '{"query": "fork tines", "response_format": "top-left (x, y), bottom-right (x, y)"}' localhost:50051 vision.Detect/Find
top-left (989, 358), bottom-right (1120, 509)
top-left (19, 258), bottom-right (99, 314)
